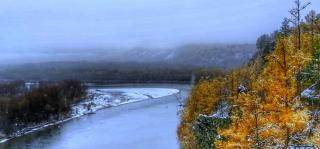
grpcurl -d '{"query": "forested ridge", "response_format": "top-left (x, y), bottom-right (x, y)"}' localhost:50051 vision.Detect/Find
top-left (0, 43), bottom-right (255, 83)
top-left (0, 43), bottom-right (256, 68)
top-left (0, 62), bottom-right (227, 84)
top-left (178, 1), bottom-right (320, 148)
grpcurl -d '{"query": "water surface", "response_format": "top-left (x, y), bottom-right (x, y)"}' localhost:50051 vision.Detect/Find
top-left (0, 84), bottom-right (190, 149)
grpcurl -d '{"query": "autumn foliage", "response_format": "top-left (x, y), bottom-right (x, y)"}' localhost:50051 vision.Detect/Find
top-left (178, 79), bottom-right (224, 149)
top-left (178, 8), bottom-right (320, 149)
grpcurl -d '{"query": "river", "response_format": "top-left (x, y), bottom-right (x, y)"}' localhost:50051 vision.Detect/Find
top-left (0, 84), bottom-right (191, 149)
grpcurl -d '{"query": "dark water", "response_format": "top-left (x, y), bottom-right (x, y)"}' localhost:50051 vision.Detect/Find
top-left (0, 84), bottom-right (190, 149)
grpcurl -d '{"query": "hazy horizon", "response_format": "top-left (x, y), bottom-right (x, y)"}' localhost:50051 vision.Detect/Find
top-left (1, 0), bottom-right (319, 64)
top-left (2, 0), bottom-right (320, 49)
top-left (0, 43), bottom-right (256, 65)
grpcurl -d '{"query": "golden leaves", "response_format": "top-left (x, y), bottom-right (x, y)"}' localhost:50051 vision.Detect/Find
top-left (179, 33), bottom-right (318, 148)
top-left (217, 34), bottom-right (314, 148)
top-left (178, 79), bottom-right (225, 149)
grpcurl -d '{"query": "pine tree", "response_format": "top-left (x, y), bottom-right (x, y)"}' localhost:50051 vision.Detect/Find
top-left (215, 66), bottom-right (264, 148)
top-left (178, 79), bottom-right (225, 149)
top-left (289, 0), bottom-right (311, 51)
top-left (259, 34), bottom-right (312, 147)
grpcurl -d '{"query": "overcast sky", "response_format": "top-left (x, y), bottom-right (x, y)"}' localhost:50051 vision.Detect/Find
top-left (0, 0), bottom-right (319, 52)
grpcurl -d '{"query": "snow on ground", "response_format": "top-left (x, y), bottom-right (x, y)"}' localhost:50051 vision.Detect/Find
top-left (301, 87), bottom-right (316, 98)
top-left (94, 88), bottom-right (179, 98)
top-left (43, 95), bottom-right (183, 149)
top-left (0, 87), bottom-right (180, 144)
top-left (300, 84), bottom-right (320, 99)
top-left (197, 101), bottom-right (230, 121)
top-left (71, 88), bottom-right (179, 117)
top-left (210, 101), bottom-right (230, 119)
top-left (0, 85), bottom-right (191, 149)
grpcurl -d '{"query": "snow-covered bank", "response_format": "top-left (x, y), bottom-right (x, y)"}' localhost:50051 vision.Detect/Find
top-left (0, 87), bottom-right (180, 144)
top-left (71, 88), bottom-right (179, 117)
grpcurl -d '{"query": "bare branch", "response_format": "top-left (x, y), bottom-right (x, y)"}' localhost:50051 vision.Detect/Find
top-left (300, 2), bottom-right (311, 11)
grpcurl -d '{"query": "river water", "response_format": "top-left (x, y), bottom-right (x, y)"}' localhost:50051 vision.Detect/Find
top-left (0, 84), bottom-right (190, 149)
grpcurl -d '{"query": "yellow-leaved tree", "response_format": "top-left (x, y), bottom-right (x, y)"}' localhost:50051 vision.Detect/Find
top-left (215, 62), bottom-right (265, 148)
top-left (258, 34), bottom-right (312, 147)
top-left (216, 33), bottom-right (313, 148)
top-left (178, 79), bottom-right (224, 149)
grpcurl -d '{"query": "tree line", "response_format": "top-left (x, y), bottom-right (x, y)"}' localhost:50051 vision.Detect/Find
top-left (0, 80), bottom-right (87, 135)
top-left (0, 62), bottom-right (226, 84)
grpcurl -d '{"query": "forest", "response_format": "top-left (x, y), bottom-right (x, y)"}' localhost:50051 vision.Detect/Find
top-left (4, 0), bottom-right (320, 148)
top-left (0, 43), bottom-right (255, 83)
top-left (0, 80), bottom-right (87, 135)
top-left (0, 62), bottom-right (227, 84)
top-left (178, 1), bottom-right (320, 148)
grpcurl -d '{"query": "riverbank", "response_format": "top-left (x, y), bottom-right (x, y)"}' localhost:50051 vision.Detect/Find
top-left (0, 85), bottom-right (181, 145)
top-left (0, 84), bottom-right (190, 149)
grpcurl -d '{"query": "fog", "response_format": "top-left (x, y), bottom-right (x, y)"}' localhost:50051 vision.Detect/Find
top-left (0, 0), bottom-right (319, 64)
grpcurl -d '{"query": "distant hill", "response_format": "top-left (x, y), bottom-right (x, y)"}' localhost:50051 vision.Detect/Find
top-left (0, 43), bottom-right (256, 69)
top-left (0, 43), bottom-right (256, 82)
top-left (119, 43), bottom-right (256, 68)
